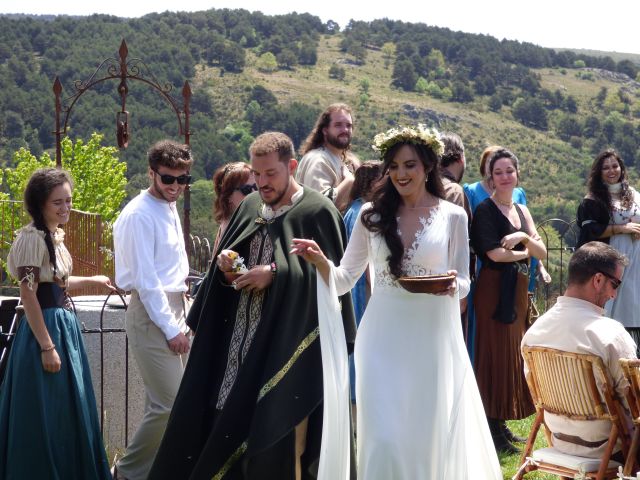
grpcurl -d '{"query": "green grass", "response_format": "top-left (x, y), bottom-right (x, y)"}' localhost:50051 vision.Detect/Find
top-left (501, 416), bottom-right (558, 479)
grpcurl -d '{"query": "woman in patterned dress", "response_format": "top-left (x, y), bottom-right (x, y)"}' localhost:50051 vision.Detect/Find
top-left (577, 149), bottom-right (640, 350)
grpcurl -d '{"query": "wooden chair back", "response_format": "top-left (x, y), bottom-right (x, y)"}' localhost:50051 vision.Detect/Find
top-left (618, 358), bottom-right (640, 475)
top-left (515, 346), bottom-right (629, 480)
top-left (524, 347), bottom-right (617, 421)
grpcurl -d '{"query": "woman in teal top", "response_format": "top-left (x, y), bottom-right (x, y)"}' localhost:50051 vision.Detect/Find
top-left (463, 146), bottom-right (535, 364)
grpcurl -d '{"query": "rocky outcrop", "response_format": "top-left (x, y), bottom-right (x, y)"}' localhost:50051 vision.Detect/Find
top-left (584, 68), bottom-right (640, 88)
top-left (401, 104), bottom-right (459, 126)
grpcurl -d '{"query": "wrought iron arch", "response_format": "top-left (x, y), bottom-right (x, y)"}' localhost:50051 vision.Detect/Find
top-left (53, 39), bottom-right (193, 241)
top-left (534, 218), bottom-right (579, 310)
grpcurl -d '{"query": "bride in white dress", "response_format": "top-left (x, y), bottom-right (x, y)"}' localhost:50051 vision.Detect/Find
top-left (292, 125), bottom-right (501, 479)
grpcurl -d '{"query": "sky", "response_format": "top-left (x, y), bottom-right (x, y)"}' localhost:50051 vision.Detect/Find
top-left (4, 0), bottom-right (640, 55)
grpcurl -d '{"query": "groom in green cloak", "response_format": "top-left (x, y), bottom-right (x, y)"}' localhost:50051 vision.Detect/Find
top-left (148, 131), bottom-right (356, 480)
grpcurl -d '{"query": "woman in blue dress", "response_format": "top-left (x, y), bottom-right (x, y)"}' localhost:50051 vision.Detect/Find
top-left (343, 160), bottom-right (382, 420)
top-left (0, 168), bottom-right (114, 479)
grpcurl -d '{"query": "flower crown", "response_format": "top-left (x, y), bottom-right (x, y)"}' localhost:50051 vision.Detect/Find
top-left (371, 124), bottom-right (444, 159)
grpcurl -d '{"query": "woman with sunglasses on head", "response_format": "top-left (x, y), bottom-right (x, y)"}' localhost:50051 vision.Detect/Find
top-left (0, 168), bottom-right (114, 479)
top-left (577, 149), bottom-right (640, 350)
top-left (470, 148), bottom-right (546, 455)
top-left (212, 162), bottom-right (256, 252)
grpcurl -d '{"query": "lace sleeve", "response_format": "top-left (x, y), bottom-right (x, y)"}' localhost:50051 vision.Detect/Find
top-left (328, 205), bottom-right (371, 296)
top-left (449, 206), bottom-right (471, 299)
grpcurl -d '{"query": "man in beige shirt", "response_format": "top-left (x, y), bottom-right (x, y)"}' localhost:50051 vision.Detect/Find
top-left (521, 241), bottom-right (636, 458)
top-left (296, 103), bottom-right (359, 212)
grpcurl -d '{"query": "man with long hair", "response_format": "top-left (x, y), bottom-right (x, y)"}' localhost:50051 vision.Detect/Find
top-left (296, 103), bottom-right (360, 212)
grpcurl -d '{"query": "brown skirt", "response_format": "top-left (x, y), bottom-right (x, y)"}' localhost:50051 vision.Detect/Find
top-left (473, 267), bottom-right (534, 420)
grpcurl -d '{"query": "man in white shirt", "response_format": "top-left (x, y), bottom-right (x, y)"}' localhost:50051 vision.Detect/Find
top-left (112, 140), bottom-right (192, 480)
top-left (295, 103), bottom-right (359, 213)
top-left (521, 241), bottom-right (636, 459)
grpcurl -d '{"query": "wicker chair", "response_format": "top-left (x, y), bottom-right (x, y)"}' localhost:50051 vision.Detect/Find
top-left (515, 346), bottom-right (630, 480)
top-left (619, 358), bottom-right (640, 476)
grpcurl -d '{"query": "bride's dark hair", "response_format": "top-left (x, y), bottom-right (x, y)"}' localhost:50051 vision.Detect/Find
top-left (362, 141), bottom-right (444, 278)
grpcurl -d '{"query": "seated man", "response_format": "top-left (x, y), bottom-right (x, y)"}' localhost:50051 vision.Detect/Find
top-left (521, 241), bottom-right (636, 459)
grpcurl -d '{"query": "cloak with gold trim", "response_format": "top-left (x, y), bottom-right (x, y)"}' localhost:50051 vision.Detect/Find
top-left (149, 188), bottom-right (356, 480)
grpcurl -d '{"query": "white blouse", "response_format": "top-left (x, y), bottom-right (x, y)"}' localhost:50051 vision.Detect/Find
top-left (7, 225), bottom-right (72, 286)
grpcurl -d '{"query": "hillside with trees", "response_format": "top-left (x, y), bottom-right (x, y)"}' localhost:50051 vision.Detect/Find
top-left (0, 9), bottom-right (639, 240)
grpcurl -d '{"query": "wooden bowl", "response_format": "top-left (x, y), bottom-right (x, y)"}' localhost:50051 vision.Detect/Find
top-left (397, 274), bottom-right (456, 294)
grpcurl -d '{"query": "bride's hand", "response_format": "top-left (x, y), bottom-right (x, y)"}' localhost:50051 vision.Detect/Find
top-left (290, 238), bottom-right (328, 267)
top-left (434, 269), bottom-right (457, 297)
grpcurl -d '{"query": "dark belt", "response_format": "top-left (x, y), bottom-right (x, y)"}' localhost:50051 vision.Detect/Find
top-left (486, 261), bottom-right (529, 276)
top-left (37, 282), bottom-right (71, 310)
top-left (553, 431), bottom-right (609, 449)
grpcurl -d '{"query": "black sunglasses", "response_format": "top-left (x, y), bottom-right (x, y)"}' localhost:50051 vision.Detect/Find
top-left (235, 184), bottom-right (258, 195)
top-left (154, 170), bottom-right (192, 185)
top-left (599, 270), bottom-right (622, 290)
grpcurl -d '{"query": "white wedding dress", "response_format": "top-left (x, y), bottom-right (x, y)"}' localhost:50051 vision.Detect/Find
top-left (329, 199), bottom-right (501, 479)
top-left (607, 188), bottom-right (640, 328)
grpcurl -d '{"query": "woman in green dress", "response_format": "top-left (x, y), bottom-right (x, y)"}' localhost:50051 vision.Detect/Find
top-left (0, 168), bottom-right (114, 479)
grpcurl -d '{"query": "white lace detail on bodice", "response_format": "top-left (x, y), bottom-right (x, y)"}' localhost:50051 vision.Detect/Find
top-left (329, 199), bottom-right (470, 300)
top-left (374, 207), bottom-right (441, 290)
top-left (612, 188), bottom-right (640, 225)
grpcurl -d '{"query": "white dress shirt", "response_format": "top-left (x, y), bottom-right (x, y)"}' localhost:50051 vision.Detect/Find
top-left (521, 296), bottom-right (637, 457)
top-left (113, 189), bottom-right (189, 340)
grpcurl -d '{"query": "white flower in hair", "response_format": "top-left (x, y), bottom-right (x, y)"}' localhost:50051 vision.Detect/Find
top-left (372, 124), bottom-right (444, 158)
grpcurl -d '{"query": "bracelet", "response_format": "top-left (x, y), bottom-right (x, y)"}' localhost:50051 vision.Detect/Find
top-left (40, 344), bottom-right (55, 353)
top-left (270, 262), bottom-right (277, 275)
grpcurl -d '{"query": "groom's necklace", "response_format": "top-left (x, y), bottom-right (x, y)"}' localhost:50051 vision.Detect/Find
top-left (492, 194), bottom-right (513, 208)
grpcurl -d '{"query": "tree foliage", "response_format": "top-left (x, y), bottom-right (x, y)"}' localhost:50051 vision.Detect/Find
top-left (0, 9), bottom-right (638, 235)
top-left (0, 10), bottom-right (327, 178)
top-left (329, 64), bottom-right (346, 80)
top-left (381, 42), bottom-right (395, 68)
top-left (392, 58), bottom-right (417, 91)
top-left (5, 133), bottom-right (127, 223)
top-left (256, 52), bottom-right (278, 72)
top-left (512, 97), bottom-right (548, 130)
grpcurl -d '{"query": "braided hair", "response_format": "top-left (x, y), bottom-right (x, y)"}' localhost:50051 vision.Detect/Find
top-left (23, 168), bottom-right (73, 276)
